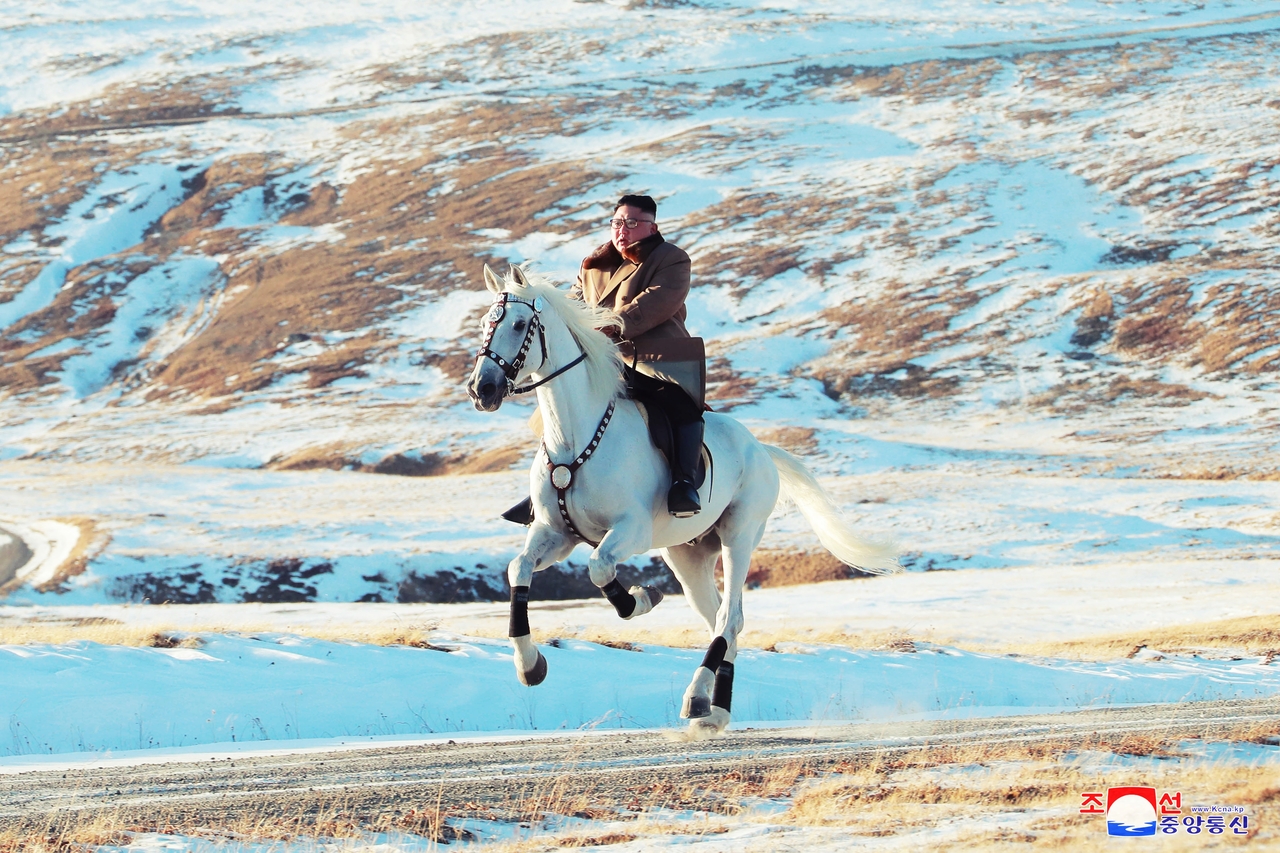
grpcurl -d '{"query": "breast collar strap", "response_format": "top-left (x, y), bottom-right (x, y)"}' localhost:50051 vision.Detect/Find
top-left (542, 398), bottom-right (615, 547)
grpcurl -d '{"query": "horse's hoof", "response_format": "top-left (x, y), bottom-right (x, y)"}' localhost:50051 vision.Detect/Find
top-left (623, 585), bottom-right (663, 620)
top-left (517, 650), bottom-right (547, 686)
top-left (682, 695), bottom-right (711, 719)
top-left (688, 707), bottom-right (730, 739)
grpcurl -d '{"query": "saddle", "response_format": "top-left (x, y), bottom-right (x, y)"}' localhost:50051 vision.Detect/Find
top-left (634, 400), bottom-right (708, 491)
top-left (530, 335), bottom-right (709, 490)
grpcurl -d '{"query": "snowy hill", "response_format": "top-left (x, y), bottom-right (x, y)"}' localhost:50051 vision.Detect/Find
top-left (3, 0), bottom-right (1280, 603)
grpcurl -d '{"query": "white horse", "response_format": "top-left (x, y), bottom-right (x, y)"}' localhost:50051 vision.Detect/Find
top-left (466, 265), bottom-right (897, 737)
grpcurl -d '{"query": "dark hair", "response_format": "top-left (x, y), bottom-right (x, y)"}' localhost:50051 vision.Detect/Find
top-left (615, 194), bottom-right (657, 217)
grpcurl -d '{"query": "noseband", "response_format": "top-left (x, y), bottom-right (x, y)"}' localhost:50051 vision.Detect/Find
top-left (476, 292), bottom-right (587, 396)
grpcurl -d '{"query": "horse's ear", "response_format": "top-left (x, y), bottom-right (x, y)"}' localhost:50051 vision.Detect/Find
top-left (483, 264), bottom-right (503, 294)
top-left (510, 264), bottom-right (529, 288)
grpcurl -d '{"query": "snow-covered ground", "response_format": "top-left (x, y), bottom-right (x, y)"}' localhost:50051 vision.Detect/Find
top-left (4, 616), bottom-right (1279, 759)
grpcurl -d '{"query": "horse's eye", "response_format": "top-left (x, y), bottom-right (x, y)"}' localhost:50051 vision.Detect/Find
top-left (513, 319), bottom-right (526, 332)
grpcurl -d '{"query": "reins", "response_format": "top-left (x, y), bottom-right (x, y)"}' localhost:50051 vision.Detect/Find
top-left (512, 352), bottom-right (585, 394)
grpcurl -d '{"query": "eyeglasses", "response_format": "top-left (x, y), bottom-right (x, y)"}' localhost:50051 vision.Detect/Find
top-left (609, 217), bottom-right (655, 230)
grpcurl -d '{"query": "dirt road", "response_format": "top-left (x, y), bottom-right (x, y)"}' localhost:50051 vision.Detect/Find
top-left (4, 697), bottom-right (1277, 835)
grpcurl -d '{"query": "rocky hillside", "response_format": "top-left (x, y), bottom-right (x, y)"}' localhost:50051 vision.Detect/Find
top-left (2, 1), bottom-right (1279, 603)
top-left (1, 1), bottom-right (1277, 472)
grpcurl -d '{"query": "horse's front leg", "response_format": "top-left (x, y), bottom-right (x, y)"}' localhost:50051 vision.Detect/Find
top-left (588, 516), bottom-right (661, 620)
top-left (508, 522), bottom-right (575, 686)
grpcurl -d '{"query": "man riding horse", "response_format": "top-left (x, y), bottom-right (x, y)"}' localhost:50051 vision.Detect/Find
top-left (503, 193), bottom-right (706, 524)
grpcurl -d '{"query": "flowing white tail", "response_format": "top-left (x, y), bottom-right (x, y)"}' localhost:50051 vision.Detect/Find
top-left (764, 444), bottom-right (900, 574)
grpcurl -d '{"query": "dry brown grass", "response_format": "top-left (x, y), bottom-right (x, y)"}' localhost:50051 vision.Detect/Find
top-left (0, 813), bottom-right (136, 853)
top-left (1030, 376), bottom-right (1215, 414)
top-left (399, 731), bottom-right (1280, 848)
top-left (0, 794), bottom-right (471, 852)
top-left (801, 56), bottom-right (1004, 105)
top-left (746, 548), bottom-right (878, 587)
top-left (4, 609), bottom-right (1278, 677)
top-left (1150, 465), bottom-right (1280, 481)
top-left (523, 625), bottom-right (938, 658)
top-left (0, 80), bottom-right (624, 402)
top-left (0, 620), bottom-right (150, 647)
top-left (750, 426), bottom-right (817, 455)
top-left (0, 620), bottom-right (386, 647)
top-left (1004, 613), bottom-right (1280, 662)
top-left (783, 737), bottom-right (1277, 849)
top-left (264, 443), bottom-right (525, 477)
top-left (0, 622), bottom-right (210, 648)
top-left (3, 726), bottom-right (1275, 852)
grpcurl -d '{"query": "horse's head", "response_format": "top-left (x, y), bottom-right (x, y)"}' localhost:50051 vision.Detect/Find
top-left (467, 264), bottom-right (547, 411)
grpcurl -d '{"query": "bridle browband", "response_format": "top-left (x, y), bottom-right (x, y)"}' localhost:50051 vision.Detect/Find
top-left (476, 291), bottom-right (586, 396)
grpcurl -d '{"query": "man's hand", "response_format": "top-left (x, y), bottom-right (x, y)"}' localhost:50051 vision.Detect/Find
top-left (599, 325), bottom-right (623, 341)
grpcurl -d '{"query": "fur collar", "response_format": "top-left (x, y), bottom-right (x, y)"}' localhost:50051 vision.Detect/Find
top-left (581, 232), bottom-right (665, 271)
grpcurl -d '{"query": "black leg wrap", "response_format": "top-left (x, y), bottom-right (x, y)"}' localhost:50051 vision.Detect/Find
top-left (700, 636), bottom-right (728, 672)
top-left (509, 586), bottom-right (531, 638)
top-left (712, 662), bottom-right (734, 712)
top-left (602, 578), bottom-right (635, 619)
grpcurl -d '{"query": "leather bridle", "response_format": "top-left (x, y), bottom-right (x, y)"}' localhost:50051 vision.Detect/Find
top-left (476, 290), bottom-right (614, 545)
top-left (476, 292), bottom-right (586, 396)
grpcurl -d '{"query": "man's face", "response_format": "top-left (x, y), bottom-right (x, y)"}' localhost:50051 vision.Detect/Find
top-left (610, 204), bottom-right (657, 254)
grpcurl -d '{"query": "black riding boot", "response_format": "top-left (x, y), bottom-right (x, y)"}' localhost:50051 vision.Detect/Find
top-left (502, 497), bottom-right (535, 526)
top-left (668, 419), bottom-right (704, 517)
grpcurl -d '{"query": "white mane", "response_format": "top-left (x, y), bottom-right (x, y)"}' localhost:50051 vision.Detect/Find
top-left (503, 267), bottom-right (625, 399)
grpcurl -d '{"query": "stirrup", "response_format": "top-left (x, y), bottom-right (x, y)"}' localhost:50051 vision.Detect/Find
top-left (502, 497), bottom-right (535, 526)
top-left (668, 480), bottom-right (701, 518)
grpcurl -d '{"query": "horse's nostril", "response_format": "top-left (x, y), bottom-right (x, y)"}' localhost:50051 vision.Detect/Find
top-left (480, 381), bottom-right (496, 399)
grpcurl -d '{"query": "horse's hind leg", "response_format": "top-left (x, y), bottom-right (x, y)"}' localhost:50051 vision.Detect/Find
top-left (662, 533), bottom-right (721, 633)
top-left (662, 535), bottom-right (727, 723)
top-left (691, 511), bottom-right (771, 737)
top-left (507, 524), bottom-right (575, 686)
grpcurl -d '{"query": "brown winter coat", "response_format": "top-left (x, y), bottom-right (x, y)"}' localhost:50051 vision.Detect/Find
top-left (572, 233), bottom-right (704, 407)
top-left (571, 233), bottom-right (691, 345)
